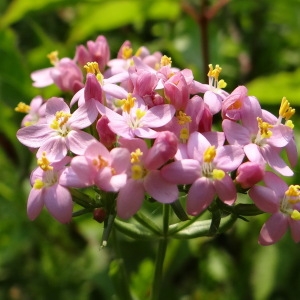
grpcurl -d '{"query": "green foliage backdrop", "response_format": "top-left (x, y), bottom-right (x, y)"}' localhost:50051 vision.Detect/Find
top-left (1, 0), bottom-right (300, 299)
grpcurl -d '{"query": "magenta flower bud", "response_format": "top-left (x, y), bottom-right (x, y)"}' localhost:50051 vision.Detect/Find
top-left (144, 131), bottom-right (178, 170)
top-left (236, 161), bottom-right (265, 189)
top-left (93, 208), bottom-right (107, 223)
top-left (96, 115), bottom-right (117, 149)
top-left (164, 72), bottom-right (189, 111)
top-left (84, 73), bottom-right (103, 103)
top-left (87, 35), bottom-right (110, 72)
top-left (198, 104), bottom-right (212, 132)
top-left (75, 45), bottom-right (92, 67)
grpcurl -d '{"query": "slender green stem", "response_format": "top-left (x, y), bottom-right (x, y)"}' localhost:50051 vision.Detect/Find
top-left (133, 211), bottom-right (162, 235)
top-left (151, 204), bottom-right (170, 300)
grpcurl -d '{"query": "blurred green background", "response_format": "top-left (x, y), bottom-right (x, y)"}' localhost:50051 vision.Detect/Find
top-left (1, 0), bottom-right (300, 299)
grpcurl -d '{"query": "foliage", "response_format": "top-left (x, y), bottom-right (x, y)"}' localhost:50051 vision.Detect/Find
top-left (1, 0), bottom-right (300, 299)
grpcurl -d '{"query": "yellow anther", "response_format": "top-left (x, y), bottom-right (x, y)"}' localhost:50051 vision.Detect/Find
top-left (177, 111), bottom-right (192, 125)
top-left (33, 179), bottom-right (45, 189)
top-left (50, 111), bottom-right (71, 130)
top-left (131, 148), bottom-right (143, 163)
top-left (136, 108), bottom-right (146, 120)
top-left (179, 128), bottom-right (189, 143)
top-left (279, 97), bottom-right (295, 121)
top-left (285, 185), bottom-right (300, 197)
top-left (285, 120), bottom-right (294, 129)
top-left (131, 164), bottom-right (144, 180)
top-left (37, 152), bottom-right (53, 171)
top-left (47, 51), bottom-right (59, 65)
top-left (122, 46), bottom-right (133, 59)
top-left (291, 209), bottom-right (300, 220)
top-left (92, 155), bottom-right (109, 169)
top-left (207, 64), bottom-right (222, 80)
top-left (160, 55), bottom-right (172, 67)
top-left (84, 62), bottom-right (101, 75)
top-left (15, 102), bottom-right (30, 113)
top-left (120, 93), bottom-right (136, 113)
top-left (203, 146), bottom-right (216, 163)
top-left (212, 169), bottom-right (225, 180)
top-left (257, 117), bottom-right (273, 139)
top-left (217, 79), bottom-right (227, 89)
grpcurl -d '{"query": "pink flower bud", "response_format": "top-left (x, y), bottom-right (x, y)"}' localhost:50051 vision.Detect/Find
top-left (93, 208), bottom-right (106, 223)
top-left (75, 45), bottom-right (92, 67)
top-left (84, 73), bottom-right (103, 103)
top-left (96, 115), bottom-right (117, 149)
top-left (236, 161), bottom-right (265, 189)
top-left (198, 104), bottom-right (212, 132)
top-left (164, 72), bottom-right (189, 111)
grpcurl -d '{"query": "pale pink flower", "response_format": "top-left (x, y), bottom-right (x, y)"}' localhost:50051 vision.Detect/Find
top-left (28, 155), bottom-right (73, 223)
top-left (17, 97), bottom-right (97, 162)
top-left (161, 132), bottom-right (244, 215)
top-left (249, 171), bottom-right (300, 245)
top-left (96, 94), bottom-right (175, 139)
top-left (116, 131), bottom-right (178, 219)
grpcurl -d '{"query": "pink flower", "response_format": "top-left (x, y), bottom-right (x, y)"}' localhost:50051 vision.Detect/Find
top-left (96, 94), bottom-right (175, 139)
top-left (31, 52), bottom-right (83, 93)
top-left (65, 140), bottom-right (130, 192)
top-left (27, 154), bottom-right (73, 223)
top-left (161, 132), bottom-right (244, 215)
top-left (116, 131), bottom-right (178, 219)
top-left (249, 171), bottom-right (300, 245)
top-left (222, 114), bottom-right (294, 176)
top-left (17, 97), bottom-right (97, 162)
top-left (15, 96), bottom-right (46, 127)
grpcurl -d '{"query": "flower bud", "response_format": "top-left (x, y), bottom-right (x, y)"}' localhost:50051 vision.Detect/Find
top-left (96, 115), bottom-right (117, 149)
top-left (93, 208), bottom-right (107, 223)
top-left (236, 161), bottom-right (265, 189)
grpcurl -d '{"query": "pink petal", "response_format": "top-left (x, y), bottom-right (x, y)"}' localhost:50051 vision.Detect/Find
top-left (110, 148), bottom-right (131, 174)
top-left (144, 170), bottom-right (178, 203)
top-left (213, 174), bottom-right (237, 205)
top-left (286, 138), bottom-right (298, 168)
top-left (134, 127), bottom-right (159, 139)
top-left (27, 188), bottom-right (44, 220)
top-left (289, 219), bottom-right (300, 243)
top-left (142, 104), bottom-right (175, 127)
top-left (222, 119), bottom-right (251, 146)
top-left (66, 130), bottom-right (96, 156)
top-left (263, 171), bottom-right (288, 198)
top-left (204, 91), bottom-right (222, 115)
top-left (161, 159), bottom-right (200, 184)
top-left (248, 185), bottom-right (279, 213)
top-left (69, 100), bottom-right (98, 128)
top-left (37, 136), bottom-right (68, 162)
top-left (244, 143), bottom-right (264, 163)
top-left (69, 156), bottom-right (96, 186)
top-left (187, 132), bottom-right (210, 161)
top-left (44, 185), bottom-right (73, 223)
top-left (187, 177), bottom-right (215, 215)
top-left (59, 166), bottom-right (90, 188)
top-left (17, 124), bottom-right (51, 148)
top-left (268, 125), bottom-right (292, 148)
top-left (117, 179), bottom-right (145, 219)
top-left (215, 145), bottom-right (244, 172)
top-left (45, 97), bottom-right (70, 120)
top-left (31, 68), bottom-right (54, 87)
top-left (258, 213), bottom-right (288, 245)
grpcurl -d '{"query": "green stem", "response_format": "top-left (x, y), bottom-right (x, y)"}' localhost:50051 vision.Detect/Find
top-left (133, 211), bottom-right (162, 235)
top-left (151, 204), bottom-right (170, 300)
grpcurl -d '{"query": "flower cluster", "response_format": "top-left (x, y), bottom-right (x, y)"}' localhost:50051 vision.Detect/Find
top-left (16, 35), bottom-right (299, 245)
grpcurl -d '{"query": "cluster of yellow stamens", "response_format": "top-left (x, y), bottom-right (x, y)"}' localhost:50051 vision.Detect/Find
top-left (84, 62), bottom-right (104, 82)
top-left (15, 102), bottom-right (31, 113)
top-left (160, 55), bottom-right (172, 67)
top-left (207, 64), bottom-right (227, 89)
top-left (92, 155), bottom-right (109, 169)
top-left (37, 152), bottom-right (53, 171)
top-left (117, 93), bottom-right (136, 113)
top-left (176, 111), bottom-right (192, 125)
top-left (47, 51), bottom-right (59, 65)
top-left (50, 111), bottom-right (71, 131)
top-left (202, 146), bottom-right (225, 180)
top-left (281, 185), bottom-right (300, 220)
top-left (257, 117), bottom-right (273, 139)
top-left (279, 97), bottom-right (295, 129)
top-left (130, 149), bottom-right (145, 180)
top-left (122, 46), bottom-right (133, 60)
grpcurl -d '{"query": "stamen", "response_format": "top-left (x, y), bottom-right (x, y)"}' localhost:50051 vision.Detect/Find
top-left (122, 46), bottom-right (133, 59)
top-left (207, 64), bottom-right (227, 89)
top-left (131, 164), bottom-right (144, 180)
top-left (160, 55), bottom-right (172, 67)
top-left (203, 146), bottom-right (216, 163)
top-left (257, 117), bottom-right (273, 139)
top-left (212, 169), bottom-right (225, 180)
top-left (50, 111), bottom-right (71, 130)
top-left (291, 210), bottom-right (300, 220)
top-left (15, 102), bottom-right (31, 113)
top-left (120, 93), bottom-right (136, 113)
top-left (136, 108), bottom-right (146, 120)
top-left (179, 128), bottom-right (189, 143)
top-left (131, 148), bottom-right (143, 163)
top-left (47, 51), bottom-right (59, 65)
top-left (177, 111), bottom-right (192, 125)
top-left (33, 179), bottom-right (44, 189)
top-left (279, 97), bottom-right (295, 121)
top-left (37, 152), bottom-right (53, 171)
top-left (92, 155), bottom-right (109, 169)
